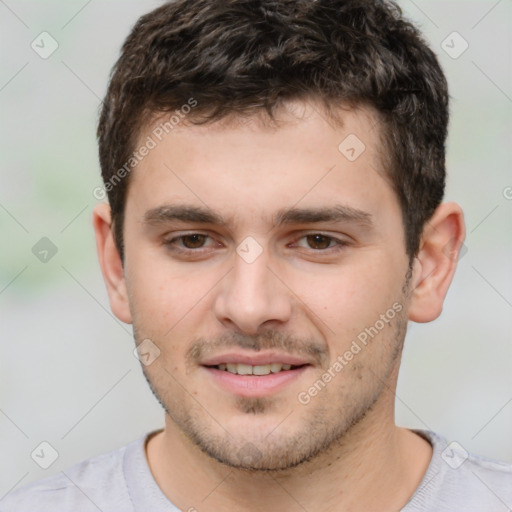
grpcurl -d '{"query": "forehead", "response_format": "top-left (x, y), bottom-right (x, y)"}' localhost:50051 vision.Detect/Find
top-left (125, 100), bottom-right (398, 228)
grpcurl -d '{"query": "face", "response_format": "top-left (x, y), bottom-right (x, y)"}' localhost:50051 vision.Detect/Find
top-left (121, 101), bottom-right (413, 471)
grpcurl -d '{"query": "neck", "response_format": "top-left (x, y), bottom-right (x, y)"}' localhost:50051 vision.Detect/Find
top-left (146, 388), bottom-right (432, 512)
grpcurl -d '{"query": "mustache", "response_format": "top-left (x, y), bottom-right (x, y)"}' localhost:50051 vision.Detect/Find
top-left (185, 330), bottom-right (329, 368)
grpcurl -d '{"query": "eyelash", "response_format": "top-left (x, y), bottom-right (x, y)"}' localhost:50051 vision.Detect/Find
top-left (163, 232), bottom-right (350, 255)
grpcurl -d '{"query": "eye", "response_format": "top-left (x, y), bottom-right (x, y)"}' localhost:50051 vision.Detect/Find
top-left (294, 233), bottom-right (349, 252)
top-left (179, 234), bottom-right (208, 249)
top-left (164, 233), bottom-right (215, 253)
top-left (304, 234), bottom-right (333, 250)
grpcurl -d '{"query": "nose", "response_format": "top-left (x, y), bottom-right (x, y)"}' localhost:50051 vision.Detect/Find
top-left (213, 246), bottom-right (292, 334)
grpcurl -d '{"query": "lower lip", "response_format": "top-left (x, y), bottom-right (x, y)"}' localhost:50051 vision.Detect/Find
top-left (203, 366), bottom-right (310, 397)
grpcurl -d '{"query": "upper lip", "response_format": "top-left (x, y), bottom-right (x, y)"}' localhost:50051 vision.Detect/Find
top-left (201, 352), bottom-right (312, 367)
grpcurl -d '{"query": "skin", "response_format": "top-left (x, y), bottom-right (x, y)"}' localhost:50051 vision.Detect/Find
top-left (93, 100), bottom-right (465, 511)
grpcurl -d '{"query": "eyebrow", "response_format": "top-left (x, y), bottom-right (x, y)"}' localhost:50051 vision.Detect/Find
top-left (142, 204), bottom-right (373, 229)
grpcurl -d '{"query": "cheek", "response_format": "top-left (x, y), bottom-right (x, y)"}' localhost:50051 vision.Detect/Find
top-left (126, 259), bottom-right (222, 359)
top-left (127, 252), bottom-right (199, 310)
top-left (289, 253), bottom-right (405, 337)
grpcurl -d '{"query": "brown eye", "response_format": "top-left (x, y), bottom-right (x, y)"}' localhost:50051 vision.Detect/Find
top-left (306, 234), bottom-right (333, 250)
top-left (181, 234), bottom-right (207, 248)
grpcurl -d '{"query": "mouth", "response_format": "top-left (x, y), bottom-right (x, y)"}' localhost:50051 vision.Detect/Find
top-left (205, 362), bottom-right (307, 375)
top-left (200, 354), bottom-right (312, 397)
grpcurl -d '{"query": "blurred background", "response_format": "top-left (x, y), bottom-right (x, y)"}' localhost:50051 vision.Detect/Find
top-left (1, 0), bottom-right (511, 497)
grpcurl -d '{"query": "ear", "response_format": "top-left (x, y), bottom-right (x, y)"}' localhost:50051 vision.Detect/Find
top-left (92, 203), bottom-right (132, 324)
top-left (408, 202), bottom-right (465, 323)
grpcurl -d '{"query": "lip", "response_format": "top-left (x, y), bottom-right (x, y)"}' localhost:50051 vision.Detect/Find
top-left (202, 364), bottom-right (311, 398)
top-left (200, 351), bottom-right (311, 367)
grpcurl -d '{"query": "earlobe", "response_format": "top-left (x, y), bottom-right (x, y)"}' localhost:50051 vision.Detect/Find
top-left (408, 202), bottom-right (465, 323)
top-left (92, 203), bottom-right (132, 324)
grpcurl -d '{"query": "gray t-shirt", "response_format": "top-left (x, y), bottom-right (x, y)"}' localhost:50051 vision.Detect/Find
top-left (1, 430), bottom-right (511, 511)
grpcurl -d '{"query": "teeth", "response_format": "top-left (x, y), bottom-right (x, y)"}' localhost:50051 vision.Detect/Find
top-left (216, 363), bottom-right (296, 375)
top-left (237, 363), bottom-right (253, 375)
top-left (253, 365), bottom-right (271, 375)
top-left (270, 363), bottom-right (282, 373)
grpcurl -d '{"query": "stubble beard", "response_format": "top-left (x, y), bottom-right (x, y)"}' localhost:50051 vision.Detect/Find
top-left (136, 269), bottom-right (412, 472)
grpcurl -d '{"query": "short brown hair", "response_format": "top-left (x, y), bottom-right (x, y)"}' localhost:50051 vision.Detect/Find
top-left (97, 0), bottom-right (449, 262)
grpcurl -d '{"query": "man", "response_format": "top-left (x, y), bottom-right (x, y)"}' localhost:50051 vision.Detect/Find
top-left (3, 0), bottom-right (511, 510)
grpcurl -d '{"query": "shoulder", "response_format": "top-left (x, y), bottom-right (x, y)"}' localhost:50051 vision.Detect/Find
top-left (0, 440), bottom-right (137, 512)
top-left (407, 430), bottom-right (512, 511)
top-left (454, 446), bottom-right (512, 502)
